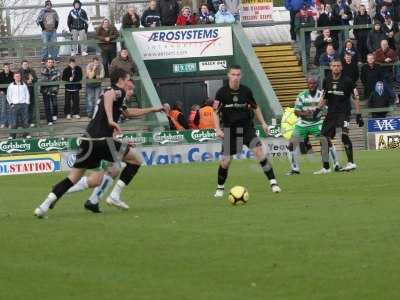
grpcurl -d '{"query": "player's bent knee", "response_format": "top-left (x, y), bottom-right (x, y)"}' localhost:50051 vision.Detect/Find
top-left (220, 156), bottom-right (232, 168)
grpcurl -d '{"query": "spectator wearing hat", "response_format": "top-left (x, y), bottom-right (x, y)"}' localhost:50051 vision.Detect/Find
top-left (368, 81), bottom-right (394, 118)
top-left (36, 0), bottom-right (59, 62)
top-left (67, 0), bottom-right (89, 56)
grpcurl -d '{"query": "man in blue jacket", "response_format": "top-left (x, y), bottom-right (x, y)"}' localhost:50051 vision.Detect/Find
top-left (285, 0), bottom-right (314, 42)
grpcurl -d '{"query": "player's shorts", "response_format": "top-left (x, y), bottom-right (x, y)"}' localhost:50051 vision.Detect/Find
top-left (321, 113), bottom-right (350, 139)
top-left (221, 126), bottom-right (262, 156)
top-left (293, 123), bottom-right (322, 139)
top-left (73, 138), bottom-right (131, 169)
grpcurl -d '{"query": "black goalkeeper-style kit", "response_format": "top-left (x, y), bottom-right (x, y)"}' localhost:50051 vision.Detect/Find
top-left (73, 85), bottom-right (130, 169)
top-left (215, 84), bottom-right (262, 155)
top-left (321, 74), bottom-right (355, 138)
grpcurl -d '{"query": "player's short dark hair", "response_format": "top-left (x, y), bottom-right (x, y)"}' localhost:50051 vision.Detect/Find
top-left (21, 59), bottom-right (28, 65)
top-left (200, 3), bottom-right (209, 9)
top-left (229, 65), bottom-right (241, 71)
top-left (69, 58), bottom-right (76, 63)
top-left (110, 68), bottom-right (129, 85)
top-left (3, 62), bottom-right (10, 66)
top-left (92, 56), bottom-right (100, 61)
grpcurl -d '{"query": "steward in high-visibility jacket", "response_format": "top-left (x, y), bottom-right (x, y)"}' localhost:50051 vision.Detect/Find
top-left (168, 101), bottom-right (188, 131)
top-left (194, 99), bottom-right (216, 129)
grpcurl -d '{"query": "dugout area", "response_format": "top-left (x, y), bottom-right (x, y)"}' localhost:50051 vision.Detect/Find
top-left (121, 23), bottom-right (283, 127)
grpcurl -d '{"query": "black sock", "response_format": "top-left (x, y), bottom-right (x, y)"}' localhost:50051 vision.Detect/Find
top-left (120, 163), bottom-right (140, 185)
top-left (52, 177), bottom-right (74, 199)
top-left (342, 134), bottom-right (354, 163)
top-left (217, 166), bottom-right (228, 186)
top-left (323, 162), bottom-right (330, 169)
top-left (260, 158), bottom-right (276, 181)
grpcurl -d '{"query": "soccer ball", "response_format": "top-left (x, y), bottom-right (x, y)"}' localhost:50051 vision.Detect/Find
top-left (228, 186), bottom-right (249, 205)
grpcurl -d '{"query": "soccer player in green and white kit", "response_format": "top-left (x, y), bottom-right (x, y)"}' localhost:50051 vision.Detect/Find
top-left (286, 76), bottom-right (340, 175)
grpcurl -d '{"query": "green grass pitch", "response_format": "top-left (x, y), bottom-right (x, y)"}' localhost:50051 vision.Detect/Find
top-left (0, 150), bottom-right (399, 300)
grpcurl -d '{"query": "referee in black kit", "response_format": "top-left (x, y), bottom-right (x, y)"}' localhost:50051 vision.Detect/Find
top-left (314, 59), bottom-right (364, 175)
top-left (213, 65), bottom-right (281, 197)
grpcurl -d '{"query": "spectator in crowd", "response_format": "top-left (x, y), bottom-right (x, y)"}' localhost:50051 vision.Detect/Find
top-left (158, 0), bottom-right (180, 26)
top-left (19, 60), bottom-right (38, 127)
top-left (393, 29), bottom-right (400, 57)
top-left (361, 53), bottom-right (384, 98)
top-left (7, 72), bottom-right (30, 139)
top-left (85, 57), bottom-right (104, 118)
top-left (319, 44), bottom-right (339, 66)
top-left (224, 0), bottom-right (241, 22)
top-left (0, 63), bottom-right (14, 128)
top-left (110, 48), bottom-right (138, 77)
top-left (314, 29), bottom-right (338, 65)
top-left (295, 4), bottom-right (315, 64)
top-left (141, 0), bottom-right (161, 27)
top-left (176, 6), bottom-right (197, 25)
top-left (215, 3), bottom-right (235, 24)
top-left (187, 104), bottom-right (200, 129)
top-left (194, 99), bottom-right (215, 129)
top-left (354, 4), bottom-right (372, 62)
top-left (340, 39), bottom-right (359, 63)
top-left (333, 0), bottom-right (353, 25)
top-left (40, 58), bottom-right (60, 125)
top-left (285, 0), bottom-right (313, 42)
top-left (168, 101), bottom-right (188, 130)
top-left (122, 5), bottom-right (140, 29)
top-left (317, 4), bottom-right (340, 40)
top-left (374, 39), bottom-right (397, 63)
top-left (67, 0), bottom-right (88, 57)
top-left (367, 22), bottom-right (386, 53)
top-left (62, 58), bottom-right (82, 120)
top-left (207, 0), bottom-right (222, 14)
top-left (96, 18), bottom-right (119, 77)
top-left (36, 0), bottom-right (59, 62)
top-left (374, 5), bottom-right (390, 24)
top-left (342, 52), bottom-right (360, 84)
top-left (382, 15), bottom-right (398, 50)
top-left (198, 3), bottom-right (215, 24)
top-left (368, 81), bottom-right (394, 118)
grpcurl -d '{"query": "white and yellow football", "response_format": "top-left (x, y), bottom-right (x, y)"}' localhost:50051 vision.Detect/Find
top-left (228, 186), bottom-right (249, 205)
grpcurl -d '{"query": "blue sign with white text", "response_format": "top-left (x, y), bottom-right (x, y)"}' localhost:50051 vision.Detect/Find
top-left (368, 117), bottom-right (400, 132)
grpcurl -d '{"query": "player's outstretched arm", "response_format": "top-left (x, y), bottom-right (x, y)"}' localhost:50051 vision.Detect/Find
top-left (123, 107), bottom-right (163, 118)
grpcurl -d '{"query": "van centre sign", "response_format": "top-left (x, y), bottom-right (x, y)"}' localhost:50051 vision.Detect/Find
top-left (132, 27), bottom-right (233, 60)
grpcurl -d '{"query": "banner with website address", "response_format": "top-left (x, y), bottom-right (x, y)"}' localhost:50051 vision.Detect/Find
top-left (132, 27), bottom-right (233, 60)
top-left (0, 126), bottom-right (282, 155)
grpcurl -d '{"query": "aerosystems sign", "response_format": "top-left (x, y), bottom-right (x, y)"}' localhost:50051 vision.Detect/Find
top-left (132, 27), bottom-right (233, 60)
top-left (0, 153), bottom-right (61, 176)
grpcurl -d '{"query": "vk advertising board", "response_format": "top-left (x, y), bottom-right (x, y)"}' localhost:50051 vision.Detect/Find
top-left (0, 153), bottom-right (61, 176)
top-left (132, 27), bottom-right (233, 60)
top-left (367, 117), bottom-right (400, 150)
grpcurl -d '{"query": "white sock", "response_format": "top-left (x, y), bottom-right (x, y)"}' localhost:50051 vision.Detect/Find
top-left (39, 193), bottom-right (57, 211)
top-left (270, 179), bottom-right (277, 186)
top-left (89, 175), bottom-right (114, 204)
top-left (329, 146), bottom-right (339, 166)
top-left (110, 180), bottom-right (126, 200)
top-left (66, 176), bottom-right (88, 194)
top-left (217, 184), bottom-right (224, 189)
top-left (287, 150), bottom-right (299, 171)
